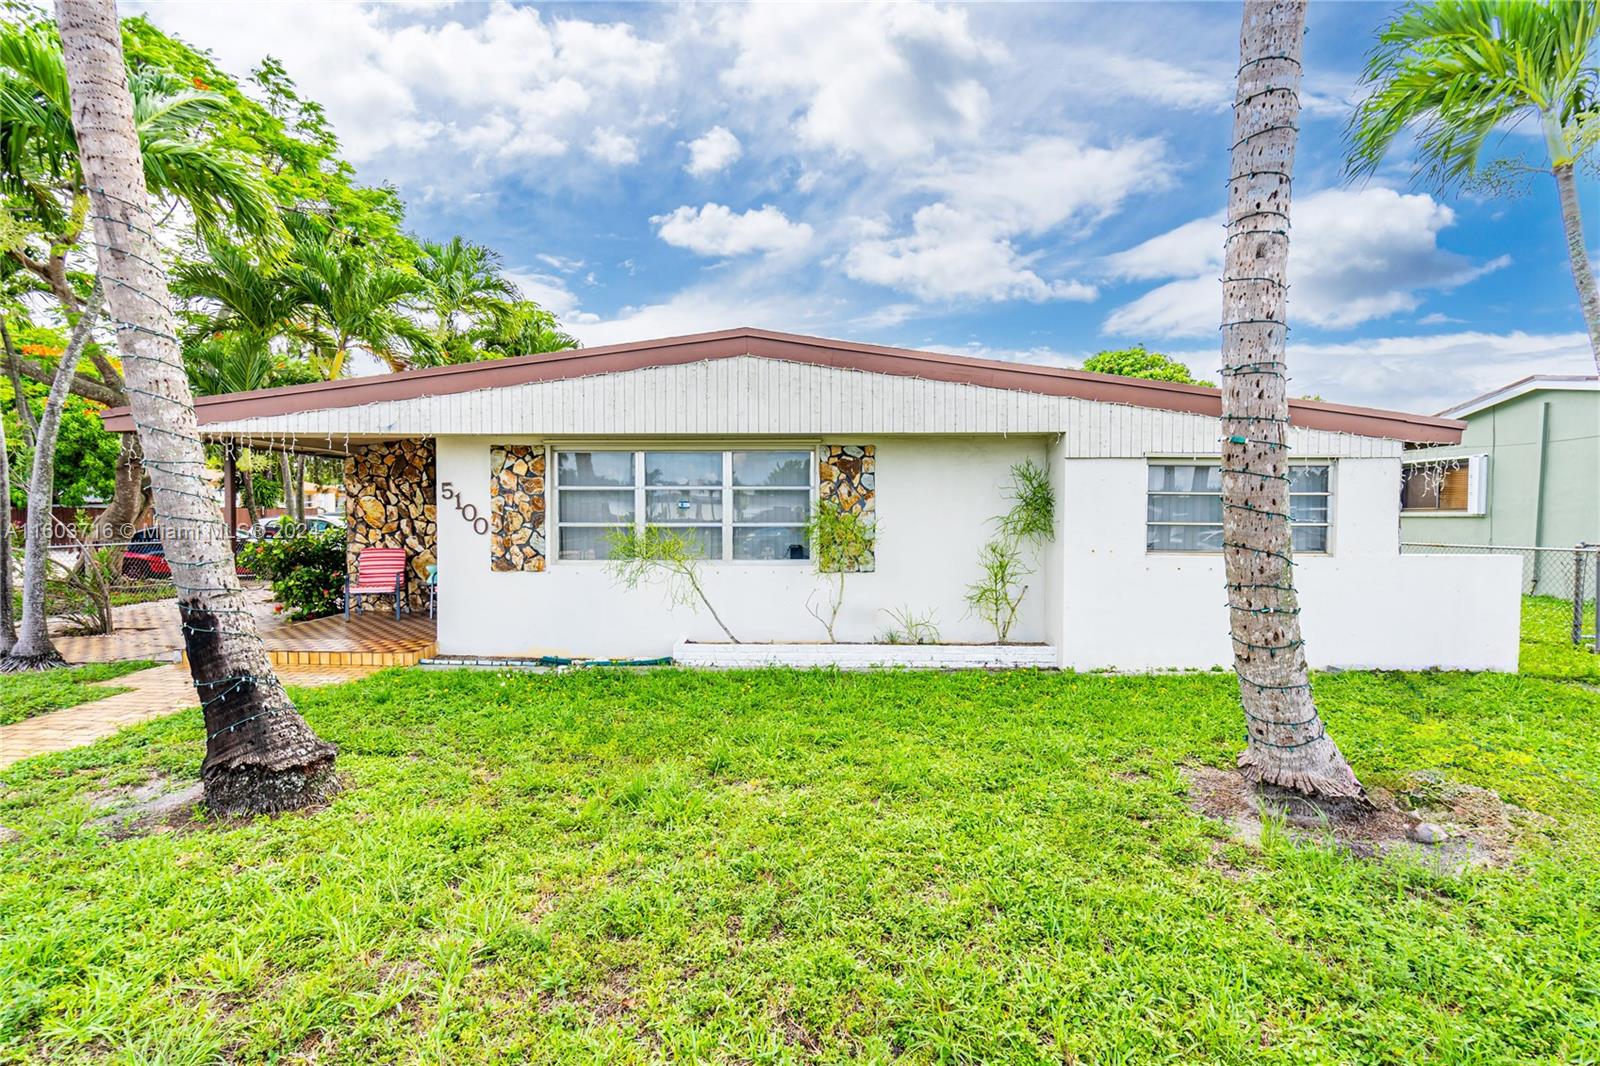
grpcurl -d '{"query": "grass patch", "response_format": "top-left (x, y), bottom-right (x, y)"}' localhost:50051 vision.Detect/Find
top-left (0, 660), bottom-right (162, 726)
top-left (1521, 594), bottom-right (1599, 682)
top-left (0, 621), bottom-right (1597, 1061)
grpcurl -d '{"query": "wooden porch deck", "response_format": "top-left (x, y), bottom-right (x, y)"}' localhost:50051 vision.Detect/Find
top-left (258, 611), bottom-right (438, 668)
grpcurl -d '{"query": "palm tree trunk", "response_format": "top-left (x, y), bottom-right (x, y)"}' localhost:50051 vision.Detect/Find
top-left (1, 284), bottom-right (103, 671)
top-left (278, 451), bottom-right (296, 528)
top-left (2, 317), bottom-right (39, 448)
top-left (241, 462), bottom-right (262, 533)
top-left (55, 0), bottom-right (336, 815)
top-left (0, 377), bottom-right (15, 657)
top-left (1552, 163), bottom-right (1600, 372)
top-left (1222, 0), bottom-right (1361, 801)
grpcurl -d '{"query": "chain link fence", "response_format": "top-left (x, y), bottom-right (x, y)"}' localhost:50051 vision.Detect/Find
top-left (6, 538), bottom-right (178, 636)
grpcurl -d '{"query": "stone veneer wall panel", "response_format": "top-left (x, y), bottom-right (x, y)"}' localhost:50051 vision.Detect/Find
top-left (489, 444), bottom-right (547, 572)
top-left (818, 444), bottom-right (875, 572)
top-left (345, 438), bottom-right (436, 610)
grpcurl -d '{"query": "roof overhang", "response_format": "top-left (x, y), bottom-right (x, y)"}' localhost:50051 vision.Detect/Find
top-left (101, 327), bottom-right (1468, 444)
top-left (1436, 374), bottom-right (1600, 419)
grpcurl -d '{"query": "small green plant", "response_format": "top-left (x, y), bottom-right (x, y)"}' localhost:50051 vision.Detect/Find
top-left (998, 458), bottom-right (1053, 543)
top-left (879, 604), bottom-right (939, 645)
top-left (802, 498), bottom-right (875, 641)
top-left (604, 526), bottom-right (738, 643)
top-left (965, 459), bottom-right (1056, 643)
top-left (46, 545), bottom-right (121, 636)
top-left (238, 527), bottom-right (346, 621)
top-left (964, 540), bottom-right (1031, 643)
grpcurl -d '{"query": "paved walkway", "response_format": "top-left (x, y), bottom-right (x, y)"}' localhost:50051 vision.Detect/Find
top-left (49, 590), bottom-right (279, 664)
top-left (0, 661), bottom-right (377, 770)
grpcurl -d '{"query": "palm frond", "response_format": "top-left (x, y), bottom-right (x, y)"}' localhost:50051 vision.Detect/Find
top-left (1346, 0), bottom-right (1600, 185)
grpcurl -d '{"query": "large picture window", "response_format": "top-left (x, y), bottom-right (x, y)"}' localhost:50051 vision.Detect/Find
top-left (1147, 462), bottom-right (1332, 554)
top-left (555, 449), bottom-right (812, 562)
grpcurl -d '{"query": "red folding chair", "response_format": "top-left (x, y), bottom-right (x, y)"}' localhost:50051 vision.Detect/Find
top-left (346, 547), bottom-right (409, 620)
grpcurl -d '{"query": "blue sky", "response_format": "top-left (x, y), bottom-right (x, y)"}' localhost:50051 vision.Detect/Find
top-left (134, 1), bottom-right (1595, 413)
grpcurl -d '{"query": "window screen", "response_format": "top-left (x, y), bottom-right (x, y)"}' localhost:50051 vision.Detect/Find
top-left (1147, 462), bottom-right (1332, 554)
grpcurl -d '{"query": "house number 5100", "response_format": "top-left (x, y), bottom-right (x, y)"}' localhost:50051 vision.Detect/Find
top-left (439, 481), bottom-right (490, 535)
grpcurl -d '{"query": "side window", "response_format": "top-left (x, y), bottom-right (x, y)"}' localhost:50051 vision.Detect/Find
top-left (1401, 456), bottom-right (1484, 515)
top-left (555, 451), bottom-right (637, 560)
top-left (1147, 462), bottom-right (1333, 554)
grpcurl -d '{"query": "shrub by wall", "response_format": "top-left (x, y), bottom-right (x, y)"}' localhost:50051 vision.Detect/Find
top-left (239, 528), bottom-right (347, 621)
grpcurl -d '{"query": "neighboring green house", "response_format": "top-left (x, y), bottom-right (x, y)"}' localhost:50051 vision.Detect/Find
top-left (1400, 374), bottom-right (1599, 594)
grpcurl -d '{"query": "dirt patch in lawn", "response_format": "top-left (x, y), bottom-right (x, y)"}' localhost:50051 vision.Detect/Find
top-left (1184, 766), bottom-right (1549, 873)
top-left (87, 772), bottom-right (343, 838)
top-left (89, 776), bottom-right (206, 838)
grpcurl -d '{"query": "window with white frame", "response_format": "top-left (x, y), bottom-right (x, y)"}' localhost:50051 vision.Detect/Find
top-left (555, 449), bottom-right (812, 561)
top-left (1146, 462), bottom-right (1332, 554)
top-left (1400, 455), bottom-right (1486, 515)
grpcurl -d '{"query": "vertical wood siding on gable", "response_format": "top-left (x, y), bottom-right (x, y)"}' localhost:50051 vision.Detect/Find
top-left (201, 357), bottom-right (1400, 459)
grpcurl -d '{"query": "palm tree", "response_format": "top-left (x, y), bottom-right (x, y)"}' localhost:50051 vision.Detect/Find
top-left (0, 16), bottom-right (283, 552)
top-left (0, 282), bottom-right (100, 669)
top-left (411, 236), bottom-right (515, 364)
top-left (1222, 0), bottom-right (1364, 800)
top-left (289, 236), bottom-right (428, 377)
top-left (185, 331), bottom-right (280, 532)
top-left (1347, 0), bottom-right (1600, 369)
top-left (479, 300), bottom-right (580, 358)
top-left (173, 240), bottom-right (307, 340)
top-left (55, 0), bottom-right (335, 814)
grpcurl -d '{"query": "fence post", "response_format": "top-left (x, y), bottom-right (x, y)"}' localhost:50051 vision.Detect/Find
top-left (1576, 546), bottom-right (1589, 648)
top-left (1591, 545), bottom-right (1600, 656)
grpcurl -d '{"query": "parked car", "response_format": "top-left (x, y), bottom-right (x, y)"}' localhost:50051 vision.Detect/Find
top-left (120, 527), bottom-right (168, 579)
top-left (242, 514), bottom-right (345, 542)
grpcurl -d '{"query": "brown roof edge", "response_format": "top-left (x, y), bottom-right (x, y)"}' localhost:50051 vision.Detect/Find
top-left (99, 326), bottom-right (1467, 444)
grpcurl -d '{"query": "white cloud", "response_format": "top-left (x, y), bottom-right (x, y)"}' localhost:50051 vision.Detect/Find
top-left (844, 203), bottom-right (1096, 303)
top-left (917, 136), bottom-right (1172, 236)
top-left (505, 271), bottom-right (600, 324)
top-left (587, 128), bottom-right (640, 166)
top-left (685, 126), bottom-right (743, 176)
top-left (1103, 188), bottom-right (1507, 338)
top-left (1055, 50), bottom-right (1231, 112)
top-left (653, 203), bottom-right (814, 257)
top-left (1056, 48), bottom-right (1356, 117)
top-left (1161, 330), bottom-right (1591, 411)
top-left (716, 3), bottom-right (1002, 160)
top-left (569, 287), bottom-right (836, 348)
top-left (1286, 330), bottom-right (1593, 412)
top-left (839, 134), bottom-right (1162, 304)
top-left (133, 1), bottom-right (670, 170)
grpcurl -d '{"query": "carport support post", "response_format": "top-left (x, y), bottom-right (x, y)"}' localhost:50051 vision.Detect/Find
top-left (224, 444), bottom-right (238, 557)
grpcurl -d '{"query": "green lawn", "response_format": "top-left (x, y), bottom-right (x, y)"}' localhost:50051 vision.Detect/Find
top-left (0, 660), bottom-right (161, 726)
top-left (1, 629), bottom-right (1597, 1062)
top-left (1521, 594), bottom-right (1599, 682)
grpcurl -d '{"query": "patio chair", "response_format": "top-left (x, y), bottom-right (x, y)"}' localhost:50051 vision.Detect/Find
top-left (346, 547), bottom-right (409, 620)
top-left (425, 564), bottom-right (438, 619)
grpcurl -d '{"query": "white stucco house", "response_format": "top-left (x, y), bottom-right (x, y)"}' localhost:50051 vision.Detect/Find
top-left (104, 328), bottom-right (1521, 671)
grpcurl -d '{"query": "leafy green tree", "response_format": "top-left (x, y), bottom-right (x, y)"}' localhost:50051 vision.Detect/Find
top-left (411, 236), bottom-right (517, 365)
top-left (1081, 346), bottom-right (1214, 386)
top-left (479, 300), bottom-right (580, 358)
top-left (289, 227), bottom-right (429, 377)
top-left (0, 13), bottom-right (284, 542)
top-left (1347, 0), bottom-right (1600, 369)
